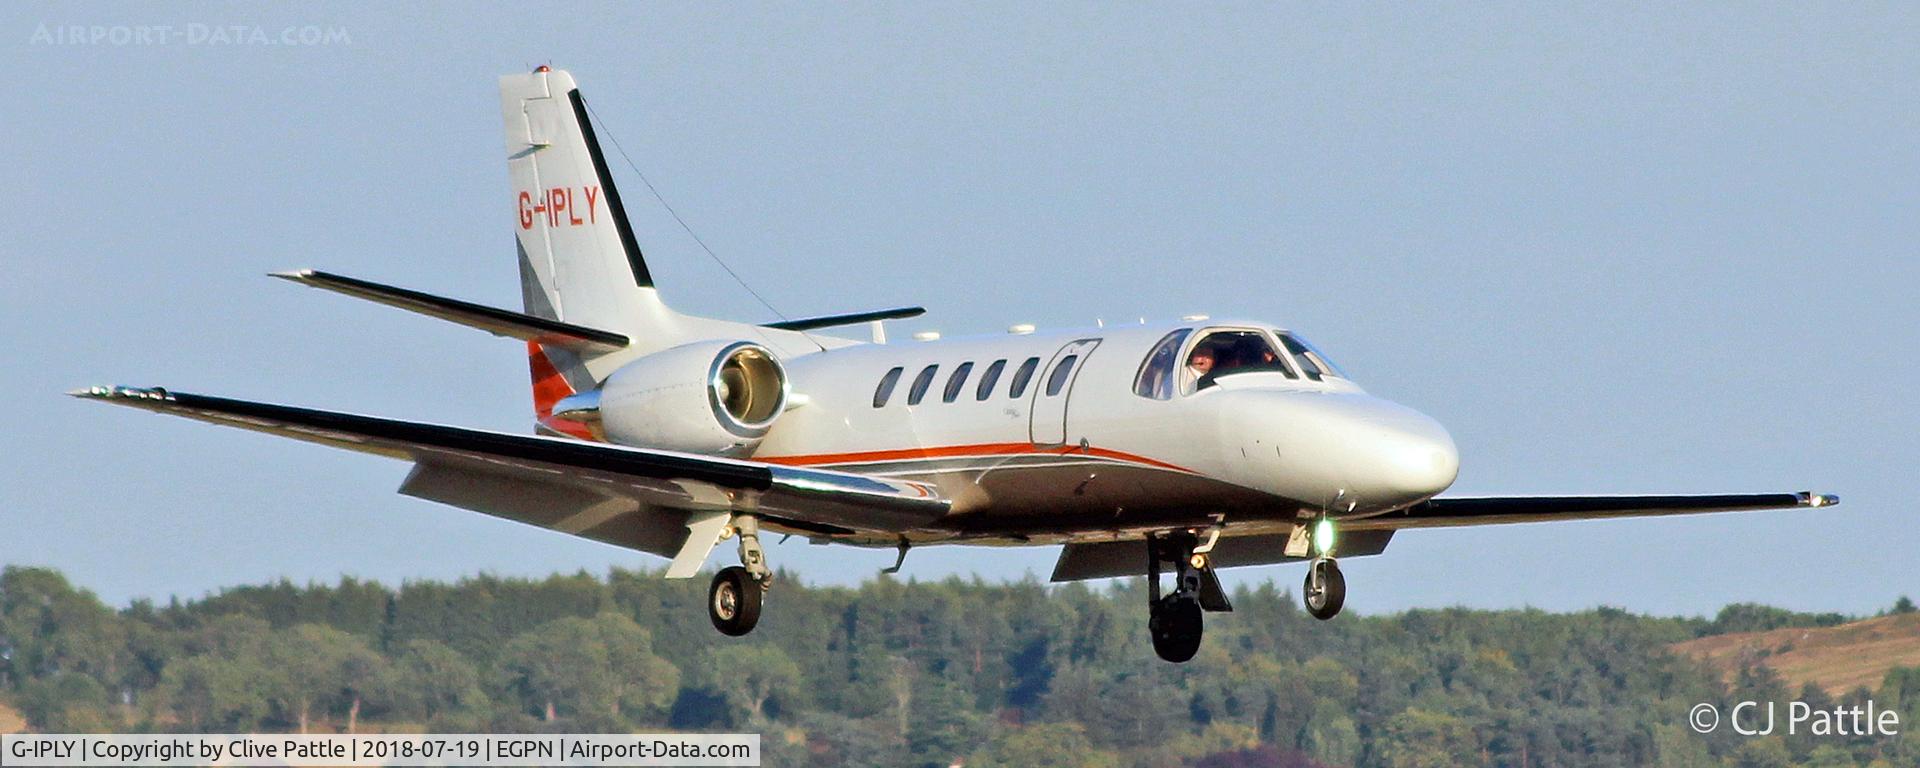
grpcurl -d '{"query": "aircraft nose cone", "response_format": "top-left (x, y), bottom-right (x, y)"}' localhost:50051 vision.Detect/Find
top-left (1304, 395), bottom-right (1459, 505)
top-left (1372, 409), bottom-right (1459, 499)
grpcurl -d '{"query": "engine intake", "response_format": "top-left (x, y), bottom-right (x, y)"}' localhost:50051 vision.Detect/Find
top-left (710, 343), bottom-right (784, 436)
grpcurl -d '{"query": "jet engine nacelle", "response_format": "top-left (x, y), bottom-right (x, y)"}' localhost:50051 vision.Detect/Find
top-left (596, 340), bottom-right (789, 456)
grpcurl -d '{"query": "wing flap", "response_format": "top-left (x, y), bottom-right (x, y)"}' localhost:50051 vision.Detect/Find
top-left (1050, 530), bottom-right (1395, 582)
top-left (73, 386), bottom-right (950, 543)
top-left (1347, 492), bottom-right (1837, 530)
top-left (399, 459), bottom-right (691, 559)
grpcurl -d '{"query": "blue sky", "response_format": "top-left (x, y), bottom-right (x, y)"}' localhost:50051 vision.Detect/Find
top-left (3, 3), bottom-right (1914, 616)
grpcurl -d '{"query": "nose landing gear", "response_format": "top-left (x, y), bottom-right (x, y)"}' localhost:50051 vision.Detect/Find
top-left (1301, 516), bottom-right (1345, 620)
top-left (1303, 557), bottom-right (1345, 620)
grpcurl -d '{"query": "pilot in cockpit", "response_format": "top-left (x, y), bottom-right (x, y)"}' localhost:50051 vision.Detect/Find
top-left (1184, 347), bottom-right (1217, 392)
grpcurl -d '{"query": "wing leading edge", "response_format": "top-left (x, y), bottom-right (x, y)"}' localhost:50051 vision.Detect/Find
top-left (1347, 492), bottom-right (1837, 531)
top-left (1050, 493), bottom-right (1834, 582)
top-left (71, 386), bottom-right (949, 558)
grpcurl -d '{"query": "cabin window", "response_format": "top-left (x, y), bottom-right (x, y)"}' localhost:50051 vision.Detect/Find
top-left (1133, 329), bottom-right (1192, 400)
top-left (1008, 357), bottom-right (1041, 398)
top-left (1184, 329), bottom-right (1293, 393)
top-left (1279, 331), bottom-right (1346, 381)
top-left (975, 359), bottom-right (1007, 401)
top-left (907, 364), bottom-right (939, 405)
top-left (942, 362), bottom-right (974, 403)
top-left (1044, 355), bottom-right (1079, 396)
top-left (872, 366), bottom-right (904, 408)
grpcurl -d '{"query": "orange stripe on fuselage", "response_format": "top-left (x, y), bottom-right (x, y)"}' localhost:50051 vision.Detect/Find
top-left (757, 442), bottom-right (1196, 474)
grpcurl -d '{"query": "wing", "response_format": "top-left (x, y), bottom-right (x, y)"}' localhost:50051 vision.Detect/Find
top-left (1346, 492), bottom-right (1837, 530)
top-left (73, 386), bottom-right (948, 573)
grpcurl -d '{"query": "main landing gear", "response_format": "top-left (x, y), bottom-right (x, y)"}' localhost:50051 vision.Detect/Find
top-left (1143, 518), bottom-right (1348, 661)
top-left (708, 515), bottom-right (770, 636)
top-left (1146, 531), bottom-right (1234, 663)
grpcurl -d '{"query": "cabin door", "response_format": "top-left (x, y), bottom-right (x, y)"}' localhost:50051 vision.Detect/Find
top-left (1028, 338), bottom-right (1101, 446)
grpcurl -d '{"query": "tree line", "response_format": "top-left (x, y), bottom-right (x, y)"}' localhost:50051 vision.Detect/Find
top-left (1, 565), bottom-right (1916, 768)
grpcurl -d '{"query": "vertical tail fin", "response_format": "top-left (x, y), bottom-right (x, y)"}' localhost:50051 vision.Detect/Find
top-left (502, 67), bottom-right (679, 413)
top-left (502, 67), bottom-right (822, 423)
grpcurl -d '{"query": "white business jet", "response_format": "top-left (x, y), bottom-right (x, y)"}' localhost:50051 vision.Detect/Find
top-left (77, 68), bottom-right (1837, 662)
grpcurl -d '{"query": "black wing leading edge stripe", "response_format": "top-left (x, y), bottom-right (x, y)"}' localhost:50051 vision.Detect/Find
top-left (764, 307), bottom-right (928, 331)
top-left (79, 387), bottom-right (770, 490)
top-left (1356, 492), bottom-right (1837, 530)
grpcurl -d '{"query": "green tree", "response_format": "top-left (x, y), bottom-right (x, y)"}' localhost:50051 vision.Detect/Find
top-left (17, 672), bottom-right (116, 731)
top-left (1732, 737), bottom-right (1793, 768)
top-left (499, 612), bottom-right (677, 725)
top-left (263, 624), bottom-right (388, 733)
top-left (970, 722), bottom-right (1119, 768)
top-left (698, 644), bottom-right (803, 725)
top-left (0, 567), bottom-right (128, 694)
top-left (158, 653), bottom-right (271, 731)
top-left (1373, 708), bottom-right (1481, 768)
top-left (391, 639), bottom-right (488, 725)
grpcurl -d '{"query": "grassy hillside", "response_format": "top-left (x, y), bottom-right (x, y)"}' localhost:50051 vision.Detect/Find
top-left (1673, 612), bottom-right (1920, 695)
top-left (0, 699), bottom-right (26, 734)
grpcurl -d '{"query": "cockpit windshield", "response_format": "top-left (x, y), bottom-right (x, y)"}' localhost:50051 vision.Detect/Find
top-left (1277, 331), bottom-right (1346, 381)
top-left (1135, 327), bottom-right (1347, 398)
top-left (1182, 329), bottom-right (1296, 393)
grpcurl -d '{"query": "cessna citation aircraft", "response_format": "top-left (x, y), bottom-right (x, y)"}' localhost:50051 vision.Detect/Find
top-left (78, 68), bottom-right (1839, 662)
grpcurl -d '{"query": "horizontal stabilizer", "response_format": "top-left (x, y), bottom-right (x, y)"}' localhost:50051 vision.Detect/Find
top-left (764, 307), bottom-right (925, 332)
top-left (273, 269), bottom-right (629, 354)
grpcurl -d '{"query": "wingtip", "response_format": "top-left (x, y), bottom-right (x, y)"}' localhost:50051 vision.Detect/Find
top-left (67, 385), bottom-right (174, 402)
top-left (1803, 492), bottom-right (1841, 508)
top-left (269, 269), bottom-right (317, 281)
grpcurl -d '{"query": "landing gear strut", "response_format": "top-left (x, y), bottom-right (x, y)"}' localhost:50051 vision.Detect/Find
top-left (1146, 531), bottom-right (1232, 663)
top-left (708, 515), bottom-right (770, 636)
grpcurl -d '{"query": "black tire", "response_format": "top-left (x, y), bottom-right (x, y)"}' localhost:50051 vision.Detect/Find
top-left (709, 566), bottom-right (764, 636)
top-left (1149, 596), bottom-right (1204, 663)
top-left (1304, 559), bottom-right (1346, 621)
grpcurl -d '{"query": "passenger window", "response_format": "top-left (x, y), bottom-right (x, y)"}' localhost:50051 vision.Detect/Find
top-left (1008, 357), bottom-right (1041, 398)
top-left (907, 364), bottom-right (939, 405)
top-left (1184, 329), bottom-right (1293, 393)
top-left (975, 359), bottom-right (1007, 401)
top-left (1044, 355), bottom-right (1078, 396)
top-left (942, 362), bottom-right (974, 403)
top-left (872, 366), bottom-right (904, 408)
top-left (1133, 329), bottom-right (1192, 400)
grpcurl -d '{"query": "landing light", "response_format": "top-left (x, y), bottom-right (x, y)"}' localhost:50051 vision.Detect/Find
top-left (1313, 518), bottom-right (1335, 557)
